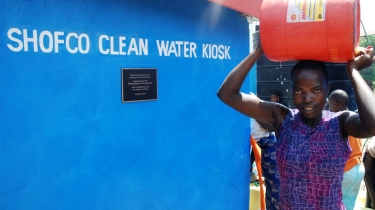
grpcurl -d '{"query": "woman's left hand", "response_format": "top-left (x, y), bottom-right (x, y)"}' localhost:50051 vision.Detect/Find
top-left (348, 46), bottom-right (374, 73)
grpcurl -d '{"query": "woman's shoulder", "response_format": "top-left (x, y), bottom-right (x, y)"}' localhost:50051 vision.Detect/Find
top-left (322, 110), bottom-right (347, 120)
top-left (322, 110), bottom-right (353, 126)
top-left (285, 109), bottom-right (298, 120)
top-left (280, 109), bottom-right (299, 128)
top-left (321, 111), bottom-right (352, 136)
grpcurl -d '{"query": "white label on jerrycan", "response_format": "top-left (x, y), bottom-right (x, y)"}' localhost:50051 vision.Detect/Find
top-left (287, 0), bottom-right (326, 22)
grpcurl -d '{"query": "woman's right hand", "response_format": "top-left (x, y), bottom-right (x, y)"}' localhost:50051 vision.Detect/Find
top-left (253, 31), bottom-right (264, 54)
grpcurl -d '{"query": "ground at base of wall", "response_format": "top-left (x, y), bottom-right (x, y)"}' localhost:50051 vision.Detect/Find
top-left (249, 180), bottom-right (370, 210)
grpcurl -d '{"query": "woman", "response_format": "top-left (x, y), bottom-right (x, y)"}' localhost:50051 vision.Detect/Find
top-left (217, 43), bottom-right (375, 209)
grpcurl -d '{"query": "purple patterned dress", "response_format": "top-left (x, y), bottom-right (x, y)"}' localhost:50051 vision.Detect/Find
top-left (276, 110), bottom-right (351, 209)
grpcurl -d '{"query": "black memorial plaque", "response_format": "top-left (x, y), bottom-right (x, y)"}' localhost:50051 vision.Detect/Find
top-left (122, 68), bottom-right (157, 102)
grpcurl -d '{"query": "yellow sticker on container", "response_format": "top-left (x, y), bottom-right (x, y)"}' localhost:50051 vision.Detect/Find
top-left (287, 0), bottom-right (326, 22)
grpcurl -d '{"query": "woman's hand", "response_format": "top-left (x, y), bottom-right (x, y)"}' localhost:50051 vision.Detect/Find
top-left (253, 31), bottom-right (264, 54)
top-left (347, 46), bottom-right (374, 74)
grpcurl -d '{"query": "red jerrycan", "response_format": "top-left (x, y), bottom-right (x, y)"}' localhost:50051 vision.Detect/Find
top-left (260, 0), bottom-right (360, 63)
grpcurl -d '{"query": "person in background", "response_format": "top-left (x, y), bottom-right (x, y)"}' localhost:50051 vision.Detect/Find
top-left (270, 91), bottom-right (281, 104)
top-left (363, 53), bottom-right (375, 209)
top-left (250, 92), bottom-right (281, 210)
top-left (363, 137), bottom-right (375, 209)
top-left (217, 38), bottom-right (375, 209)
top-left (250, 92), bottom-right (281, 184)
top-left (329, 89), bottom-right (365, 210)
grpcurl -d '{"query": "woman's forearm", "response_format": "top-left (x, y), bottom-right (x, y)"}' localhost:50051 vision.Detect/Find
top-left (348, 67), bottom-right (375, 134)
top-left (217, 48), bottom-right (263, 103)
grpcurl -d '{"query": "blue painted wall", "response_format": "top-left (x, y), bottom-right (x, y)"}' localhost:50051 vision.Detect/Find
top-left (0, 0), bottom-right (252, 209)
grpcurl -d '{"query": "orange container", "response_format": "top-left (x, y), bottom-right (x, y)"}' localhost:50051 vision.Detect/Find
top-left (260, 0), bottom-right (360, 63)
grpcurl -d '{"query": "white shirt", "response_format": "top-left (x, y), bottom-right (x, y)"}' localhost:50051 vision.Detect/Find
top-left (251, 120), bottom-right (270, 142)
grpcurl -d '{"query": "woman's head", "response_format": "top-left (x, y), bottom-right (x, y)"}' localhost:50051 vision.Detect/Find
top-left (291, 60), bottom-right (328, 84)
top-left (290, 60), bottom-right (329, 121)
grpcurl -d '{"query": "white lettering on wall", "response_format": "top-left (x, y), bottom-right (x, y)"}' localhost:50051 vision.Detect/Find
top-left (23, 29), bottom-right (38, 52)
top-left (138, 39), bottom-right (148, 55)
top-left (109, 36), bottom-right (119, 55)
top-left (6, 28), bottom-right (90, 54)
top-left (7, 28), bottom-right (23, 52)
top-left (66, 33), bottom-right (78, 53)
top-left (156, 40), bottom-right (197, 58)
top-left (119, 36), bottom-right (126, 55)
top-left (98, 35), bottom-right (148, 55)
top-left (39, 31), bottom-right (53, 53)
top-left (54, 31), bottom-right (64, 53)
top-left (189, 42), bottom-right (197, 58)
top-left (202, 44), bottom-right (230, 60)
top-left (99, 35), bottom-right (109, 54)
top-left (127, 38), bottom-right (138, 55)
top-left (156, 40), bottom-right (169, 56)
top-left (78, 34), bottom-right (90, 54)
top-left (6, 28), bottom-right (231, 59)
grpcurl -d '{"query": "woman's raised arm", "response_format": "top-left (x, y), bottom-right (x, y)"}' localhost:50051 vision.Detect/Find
top-left (343, 47), bottom-right (375, 138)
top-left (217, 46), bottom-right (288, 127)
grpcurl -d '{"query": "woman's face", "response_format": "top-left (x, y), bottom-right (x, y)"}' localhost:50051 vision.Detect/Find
top-left (292, 68), bottom-right (328, 121)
